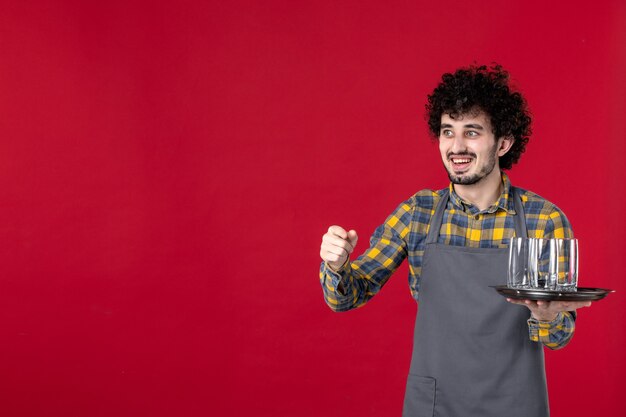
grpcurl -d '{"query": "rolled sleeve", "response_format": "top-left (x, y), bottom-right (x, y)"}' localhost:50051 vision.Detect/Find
top-left (527, 311), bottom-right (576, 350)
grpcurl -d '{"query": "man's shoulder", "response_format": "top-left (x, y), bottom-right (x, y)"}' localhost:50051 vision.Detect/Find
top-left (404, 188), bottom-right (446, 211)
top-left (514, 186), bottom-right (566, 216)
top-left (513, 185), bottom-right (573, 236)
top-left (384, 188), bottom-right (444, 231)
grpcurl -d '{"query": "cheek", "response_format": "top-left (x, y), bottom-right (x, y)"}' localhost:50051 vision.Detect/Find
top-left (438, 141), bottom-right (447, 155)
top-left (474, 144), bottom-right (492, 157)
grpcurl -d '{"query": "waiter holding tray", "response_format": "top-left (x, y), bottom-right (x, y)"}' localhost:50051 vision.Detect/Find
top-left (319, 64), bottom-right (594, 417)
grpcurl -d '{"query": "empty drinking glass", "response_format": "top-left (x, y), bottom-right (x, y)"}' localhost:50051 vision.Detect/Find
top-left (508, 238), bottom-right (578, 292)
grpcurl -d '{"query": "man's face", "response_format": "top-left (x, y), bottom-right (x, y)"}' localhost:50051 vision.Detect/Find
top-left (438, 111), bottom-right (503, 186)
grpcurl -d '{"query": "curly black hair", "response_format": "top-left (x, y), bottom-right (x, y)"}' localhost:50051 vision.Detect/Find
top-left (425, 64), bottom-right (532, 170)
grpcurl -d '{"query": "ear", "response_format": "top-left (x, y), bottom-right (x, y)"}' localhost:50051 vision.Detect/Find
top-left (497, 136), bottom-right (514, 157)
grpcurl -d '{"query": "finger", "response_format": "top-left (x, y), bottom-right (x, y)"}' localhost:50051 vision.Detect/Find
top-left (328, 225), bottom-right (348, 239)
top-left (507, 299), bottom-right (542, 316)
top-left (323, 244), bottom-right (349, 257)
top-left (506, 298), bottom-right (533, 307)
top-left (320, 248), bottom-right (346, 264)
top-left (322, 234), bottom-right (355, 253)
top-left (544, 301), bottom-right (571, 311)
top-left (323, 232), bottom-right (353, 249)
top-left (347, 230), bottom-right (358, 247)
top-left (567, 301), bottom-right (592, 309)
top-left (547, 301), bottom-right (592, 311)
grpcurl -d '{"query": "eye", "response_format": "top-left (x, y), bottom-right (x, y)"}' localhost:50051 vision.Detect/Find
top-left (441, 129), bottom-right (454, 138)
top-left (465, 130), bottom-right (479, 138)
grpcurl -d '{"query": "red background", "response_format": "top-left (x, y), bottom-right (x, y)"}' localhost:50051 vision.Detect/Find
top-left (1, 1), bottom-right (624, 416)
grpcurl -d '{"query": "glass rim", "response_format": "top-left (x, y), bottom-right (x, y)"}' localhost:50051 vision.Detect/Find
top-left (510, 237), bottom-right (578, 241)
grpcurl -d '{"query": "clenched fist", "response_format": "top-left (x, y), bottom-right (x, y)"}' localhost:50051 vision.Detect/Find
top-left (320, 225), bottom-right (358, 271)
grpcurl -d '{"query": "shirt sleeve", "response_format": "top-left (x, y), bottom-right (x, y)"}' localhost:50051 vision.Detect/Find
top-left (541, 204), bottom-right (574, 240)
top-left (319, 199), bottom-right (413, 312)
top-left (528, 312), bottom-right (576, 350)
top-left (529, 203), bottom-right (576, 349)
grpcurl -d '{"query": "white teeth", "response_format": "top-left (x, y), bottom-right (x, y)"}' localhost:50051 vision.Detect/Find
top-left (452, 158), bottom-right (471, 164)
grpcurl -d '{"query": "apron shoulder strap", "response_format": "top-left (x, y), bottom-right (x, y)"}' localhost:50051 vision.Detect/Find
top-left (425, 189), bottom-right (449, 244)
top-left (511, 186), bottom-right (528, 238)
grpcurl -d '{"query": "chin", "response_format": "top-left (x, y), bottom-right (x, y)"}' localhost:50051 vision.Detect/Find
top-left (449, 173), bottom-right (482, 185)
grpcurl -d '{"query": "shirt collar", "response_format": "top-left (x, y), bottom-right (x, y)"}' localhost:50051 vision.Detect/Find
top-left (448, 173), bottom-right (517, 215)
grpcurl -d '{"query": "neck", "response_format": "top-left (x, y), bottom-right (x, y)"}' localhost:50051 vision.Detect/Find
top-left (453, 169), bottom-right (504, 211)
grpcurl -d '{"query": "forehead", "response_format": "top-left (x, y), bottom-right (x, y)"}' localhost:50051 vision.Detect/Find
top-left (441, 110), bottom-right (492, 130)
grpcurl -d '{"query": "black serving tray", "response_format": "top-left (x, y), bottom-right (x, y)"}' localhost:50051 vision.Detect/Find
top-left (491, 285), bottom-right (615, 302)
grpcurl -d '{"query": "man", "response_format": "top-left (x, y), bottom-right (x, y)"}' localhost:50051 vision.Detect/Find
top-left (318, 64), bottom-right (592, 417)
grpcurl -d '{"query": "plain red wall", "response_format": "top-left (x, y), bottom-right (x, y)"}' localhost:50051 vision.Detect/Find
top-left (1, 1), bottom-right (624, 416)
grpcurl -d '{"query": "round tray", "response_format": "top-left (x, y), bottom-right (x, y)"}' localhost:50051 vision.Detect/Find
top-left (491, 285), bottom-right (615, 302)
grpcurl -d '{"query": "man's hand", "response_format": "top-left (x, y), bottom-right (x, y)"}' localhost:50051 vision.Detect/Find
top-left (320, 226), bottom-right (358, 271)
top-left (506, 299), bottom-right (592, 322)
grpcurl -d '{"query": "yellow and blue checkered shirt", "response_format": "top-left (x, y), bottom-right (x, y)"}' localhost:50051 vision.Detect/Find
top-left (320, 174), bottom-right (575, 349)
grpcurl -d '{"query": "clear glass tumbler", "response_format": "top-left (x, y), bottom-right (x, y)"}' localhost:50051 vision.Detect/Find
top-left (508, 238), bottom-right (578, 292)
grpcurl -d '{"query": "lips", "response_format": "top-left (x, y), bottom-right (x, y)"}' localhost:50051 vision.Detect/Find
top-left (449, 154), bottom-right (474, 171)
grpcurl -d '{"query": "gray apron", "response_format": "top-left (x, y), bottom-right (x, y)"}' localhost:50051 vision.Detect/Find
top-left (402, 187), bottom-right (549, 417)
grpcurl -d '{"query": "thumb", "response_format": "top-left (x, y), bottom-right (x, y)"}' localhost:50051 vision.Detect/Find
top-left (347, 230), bottom-right (358, 248)
top-left (328, 225), bottom-right (348, 239)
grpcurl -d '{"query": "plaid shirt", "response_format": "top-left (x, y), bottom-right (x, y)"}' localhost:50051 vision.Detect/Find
top-left (320, 174), bottom-right (575, 349)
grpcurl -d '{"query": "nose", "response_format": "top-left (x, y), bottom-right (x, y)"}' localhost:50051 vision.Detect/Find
top-left (450, 135), bottom-right (467, 154)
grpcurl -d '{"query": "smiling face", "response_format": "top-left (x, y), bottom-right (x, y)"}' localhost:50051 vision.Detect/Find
top-left (438, 110), bottom-right (512, 186)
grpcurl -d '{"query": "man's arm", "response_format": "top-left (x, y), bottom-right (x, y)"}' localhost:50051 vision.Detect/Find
top-left (509, 301), bottom-right (590, 349)
top-left (319, 200), bottom-right (413, 312)
top-left (508, 203), bottom-right (591, 349)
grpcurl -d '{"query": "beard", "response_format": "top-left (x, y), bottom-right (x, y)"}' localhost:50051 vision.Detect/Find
top-left (445, 143), bottom-right (498, 185)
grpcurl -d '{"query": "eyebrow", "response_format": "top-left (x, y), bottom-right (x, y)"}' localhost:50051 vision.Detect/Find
top-left (440, 123), bottom-right (485, 130)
